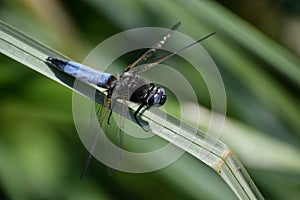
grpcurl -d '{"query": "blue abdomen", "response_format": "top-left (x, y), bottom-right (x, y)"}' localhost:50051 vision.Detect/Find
top-left (46, 57), bottom-right (113, 88)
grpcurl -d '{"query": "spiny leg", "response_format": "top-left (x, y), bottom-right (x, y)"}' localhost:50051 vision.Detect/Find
top-left (107, 110), bottom-right (113, 125)
top-left (134, 104), bottom-right (148, 131)
top-left (107, 96), bottom-right (118, 125)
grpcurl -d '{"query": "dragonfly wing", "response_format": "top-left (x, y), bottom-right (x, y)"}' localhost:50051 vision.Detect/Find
top-left (132, 32), bottom-right (217, 75)
top-left (123, 22), bottom-right (181, 73)
top-left (104, 86), bottom-right (129, 173)
top-left (80, 95), bottom-right (111, 179)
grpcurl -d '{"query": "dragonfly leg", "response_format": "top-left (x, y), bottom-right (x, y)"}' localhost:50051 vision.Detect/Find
top-left (107, 110), bottom-right (113, 125)
top-left (107, 93), bottom-right (117, 125)
top-left (134, 104), bottom-right (148, 131)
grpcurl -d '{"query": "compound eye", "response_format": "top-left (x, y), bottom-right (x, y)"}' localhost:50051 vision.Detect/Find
top-left (147, 87), bottom-right (167, 107)
top-left (156, 87), bottom-right (166, 106)
top-left (156, 87), bottom-right (165, 96)
top-left (159, 95), bottom-right (167, 105)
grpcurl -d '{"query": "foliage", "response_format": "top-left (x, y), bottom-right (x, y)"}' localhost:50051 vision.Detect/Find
top-left (0, 0), bottom-right (300, 199)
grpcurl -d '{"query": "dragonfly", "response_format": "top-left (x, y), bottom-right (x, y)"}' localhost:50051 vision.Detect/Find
top-left (46, 22), bottom-right (215, 178)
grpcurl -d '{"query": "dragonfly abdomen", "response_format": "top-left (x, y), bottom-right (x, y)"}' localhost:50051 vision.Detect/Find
top-left (46, 57), bottom-right (114, 88)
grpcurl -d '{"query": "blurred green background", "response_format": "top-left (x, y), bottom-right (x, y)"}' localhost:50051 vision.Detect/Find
top-left (1, 0), bottom-right (300, 199)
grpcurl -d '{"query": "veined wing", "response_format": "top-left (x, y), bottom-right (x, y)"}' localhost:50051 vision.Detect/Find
top-left (80, 90), bottom-right (127, 177)
top-left (123, 22), bottom-right (181, 73)
top-left (103, 82), bottom-right (131, 174)
top-left (131, 32), bottom-right (216, 75)
top-left (73, 90), bottom-right (128, 178)
top-left (80, 94), bottom-right (112, 179)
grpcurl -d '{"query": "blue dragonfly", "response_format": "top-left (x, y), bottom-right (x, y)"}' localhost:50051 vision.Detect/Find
top-left (46, 22), bottom-right (215, 178)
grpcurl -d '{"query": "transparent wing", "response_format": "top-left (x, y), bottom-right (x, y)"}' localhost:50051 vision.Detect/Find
top-left (131, 32), bottom-right (217, 75)
top-left (104, 85), bottom-right (129, 174)
top-left (80, 90), bottom-right (126, 177)
top-left (123, 22), bottom-right (181, 73)
top-left (80, 95), bottom-right (111, 179)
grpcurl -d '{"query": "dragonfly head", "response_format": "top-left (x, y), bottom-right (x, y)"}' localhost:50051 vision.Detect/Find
top-left (147, 86), bottom-right (167, 107)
